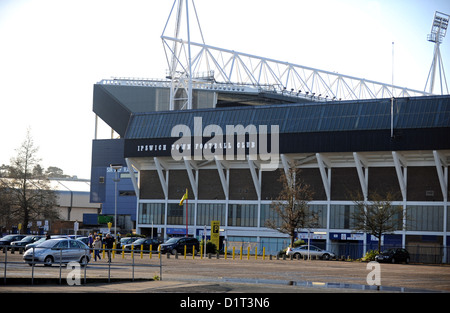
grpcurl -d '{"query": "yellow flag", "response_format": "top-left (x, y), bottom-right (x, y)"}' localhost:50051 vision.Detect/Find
top-left (179, 188), bottom-right (188, 206)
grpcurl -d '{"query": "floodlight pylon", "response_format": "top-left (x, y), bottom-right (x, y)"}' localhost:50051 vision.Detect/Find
top-left (425, 11), bottom-right (449, 95)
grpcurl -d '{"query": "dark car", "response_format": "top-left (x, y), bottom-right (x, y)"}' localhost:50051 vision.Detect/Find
top-left (10, 235), bottom-right (43, 250)
top-left (123, 237), bottom-right (162, 252)
top-left (0, 234), bottom-right (27, 249)
top-left (117, 237), bottom-right (141, 250)
top-left (160, 237), bottom-right (200, 255)
top-left (375, 248), bottom-right (410, 264)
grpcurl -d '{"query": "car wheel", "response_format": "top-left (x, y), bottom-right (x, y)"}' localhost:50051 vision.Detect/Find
top-left (322, 253), bottom-right (330, 260)
top-left (80, 256), bottom-right (89, 267)
top-left (171, 249), bottom-right (177, 255)
top-left (293, 253), bottom-right (301, 259)
top-left (405, 257), bottom-right (410, 264)
top-left (44, 256), bottom-right (53, 267)
top-left (391, 257), bottom-right (396, 264)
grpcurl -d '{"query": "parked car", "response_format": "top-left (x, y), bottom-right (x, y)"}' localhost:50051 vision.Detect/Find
top-left (375, 248), bottom-right (410, 264)
top-left (0, 234), bottom-right (27, 249)
top-left (160, 237), bottom-right (200, 255)
top-left (76, 236), bottom-right (91, 246)
top-left (286, 245), bottom-right (336, 260)
top-left (23, 238), bottom-right (91, 267)
top-left (10, 235), bottom-right (43, 250)
top-left (123, 237), bottom-right (162, 252)
top-left (25, 237), bottom-right (47, 250)
top-left (117, 237), bottom-right (141, 250)
top-left (24, 235), bottom-right (70, 251)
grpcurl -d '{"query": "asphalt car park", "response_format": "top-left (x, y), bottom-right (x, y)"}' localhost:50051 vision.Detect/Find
top-left (1, 247), bottom-right (450, 293)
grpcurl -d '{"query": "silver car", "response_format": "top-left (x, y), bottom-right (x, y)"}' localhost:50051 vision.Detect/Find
top-left (23, 238), bottom-right (90, 266)
top-left (286, 245), bottom-right (335, 260)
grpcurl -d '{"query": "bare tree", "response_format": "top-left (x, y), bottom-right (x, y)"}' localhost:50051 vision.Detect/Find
top-left (266, 168), bottom-right (316, 248)
top-left (351, 191), bottom-right (404, 252)
top-left (0, 129), bottom-right (59, 232)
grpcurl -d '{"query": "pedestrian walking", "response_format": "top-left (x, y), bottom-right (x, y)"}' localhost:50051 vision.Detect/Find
top-left (93, 236), bottom-right (102, 261)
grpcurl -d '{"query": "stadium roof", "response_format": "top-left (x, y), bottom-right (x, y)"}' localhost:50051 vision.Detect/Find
top-left (125, 95), bottom-right (450, 139)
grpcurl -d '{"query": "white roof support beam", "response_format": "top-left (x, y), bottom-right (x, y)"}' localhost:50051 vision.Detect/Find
top-left (433, 150), bottom-right (448, 202)
top-left (247, 157), bottom-right (261, 200)
top-left (392, 151), bottom-right (407, 201)
top-left (125, 158), bottom-right (140, 199)
top-left (214, 156), bottom-right (229, 199)
top-left (280, 154), bottom-right (294, 185)
top-left (183, 156), bottom-right (198, 200)
top-left (353, 152), bottom-right (369, 200)
top-left (316, 153), bottom-right (331, 201)
top-left (154, 157), bottom-right (169, 199)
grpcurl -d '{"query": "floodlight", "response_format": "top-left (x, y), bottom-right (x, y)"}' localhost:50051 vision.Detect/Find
top-left (427, 11), bottom-right (449, 44)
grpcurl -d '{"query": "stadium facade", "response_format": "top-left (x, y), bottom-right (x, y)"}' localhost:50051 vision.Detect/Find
top-left (90, 78), bottom-right (450, 260)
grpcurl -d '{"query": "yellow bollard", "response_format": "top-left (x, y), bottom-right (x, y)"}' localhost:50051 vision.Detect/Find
top-left (158, 245), bottom-right (161, 259)
top-left (122, 245), bottom-right (125, 259)
top-left (255, 246), bottom-right (258, 260)
top-left (192, 245), bottom-right (195, 259)
top-left (184, 245), bottom-right (187, 259)
top-left (102, 244), bottom-right (105, 259)
top-left (232, 246), bottom-right (235, 260)
top-left (140, 245), bottom-right (143, 259)
top-left (224, 245), bottom-right (227, 260)
top-left (200, 244), bottom-right (203, 259)
top-left (112, 242), bottom-right (116, 259)
top-left (263, 247), bottom-right (265, 260)
top-left (92, 247), bottom-right (95, 260)
top-left (150, 244), bottom-right (152, 259)
top-left (131, 245), bottom-right (134, 258)
top-left (247, 246), bottom-right (250, 260)
top-left (240, 246), bottom-right (243, 260)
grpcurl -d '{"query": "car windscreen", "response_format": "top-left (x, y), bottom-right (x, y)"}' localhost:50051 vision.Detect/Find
top-left (36, 240), bottom-right (58, 248)
top-left (164, 237), bottom-right (180, 244)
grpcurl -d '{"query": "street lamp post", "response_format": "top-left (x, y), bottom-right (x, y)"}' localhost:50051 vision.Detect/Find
top-left (110, 164), bottom-right (122, 242)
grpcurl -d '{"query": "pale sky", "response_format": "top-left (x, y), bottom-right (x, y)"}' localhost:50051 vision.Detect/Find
top-left (0, 0), bottom-right (449, 179)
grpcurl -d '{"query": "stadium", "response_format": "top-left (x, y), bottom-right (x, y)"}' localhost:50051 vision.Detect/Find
top-left (90, 2), bottom-right (450, 261)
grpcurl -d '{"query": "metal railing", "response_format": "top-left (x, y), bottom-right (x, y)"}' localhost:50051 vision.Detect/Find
top-left (1, 245), bottom-right (163, 285)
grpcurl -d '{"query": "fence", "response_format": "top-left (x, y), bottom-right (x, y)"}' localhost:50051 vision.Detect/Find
top-left (1, 245), bottom-right (162, 285)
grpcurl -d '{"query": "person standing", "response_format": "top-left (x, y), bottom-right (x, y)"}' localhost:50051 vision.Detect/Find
top-left (93, 236), bottom-right (102, 261)
top-left (88, 233), bottom-right (94, 248)
top-left (104, 233), bottom-right (114, 262)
